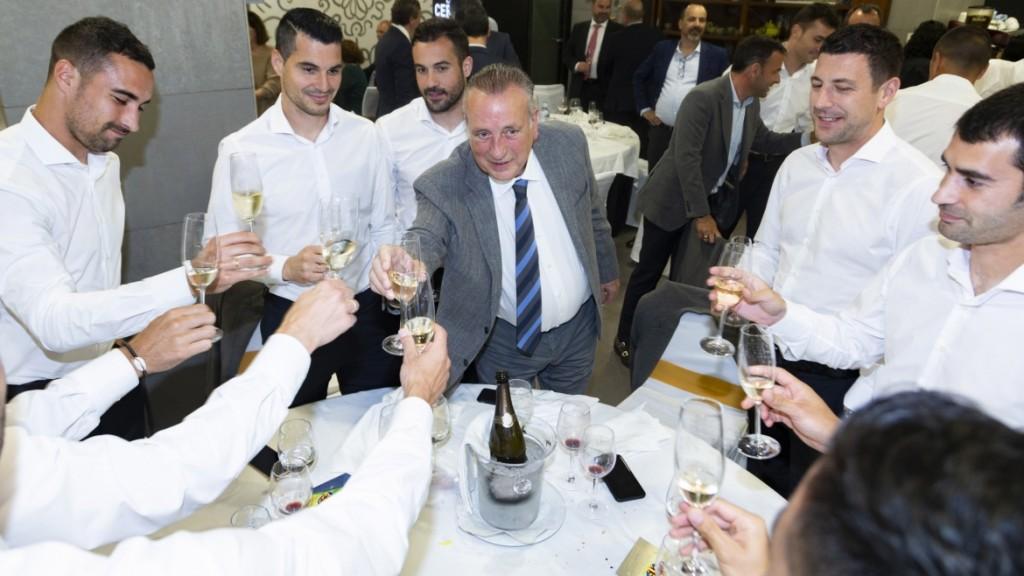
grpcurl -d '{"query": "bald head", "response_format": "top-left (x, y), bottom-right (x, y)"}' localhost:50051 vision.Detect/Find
top-left (620, 0), bottom-right (645, 24)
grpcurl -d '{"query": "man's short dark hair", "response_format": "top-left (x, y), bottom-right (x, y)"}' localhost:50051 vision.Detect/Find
top-left (275, 8), bottom-right (343, 61)
top-left (903, 20), bottom-right (947, 60)
top-left (391, 0), bottom-right (422, 27)
top-left (956, 83), bottom-right (1024, 174)
top-left (48, 16), bottom-right (154, 79)
top-left (731, 36), bottom-right (786, 73)
top-left (845, 3), bottom-right (881, 24)
top-left (456, 2), bottom-right (491, 38)
top-left (934, 26), bottom-right (992, 76)
top-left (790, 391), bottom-right (1024, 576)
top-left (819, 24), bottom-right (902, 88)
top-left (247, 11), bottom-right (270, 46)
top-left (790, 3), bottom-right (841, 34)
top-left (413, 17), bottom-right (470, 63)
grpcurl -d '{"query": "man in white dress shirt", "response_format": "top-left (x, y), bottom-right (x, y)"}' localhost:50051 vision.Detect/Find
top-left (720, 84), bottom-right (1024, 449)
top-left (564, 0), bottom-right (623, 114)
top-left (886, 26), bottom-right (989, 167)
top-left (207, 8), bottom-right (399, 406)
top-left (0, 17), bottom-right (269, 439)
top-left (736, 3), bottom-right (839, 236)
top-left (377, 17), bottom-right (471, 230)
top-left (0, 279), bottom-right (453, 575)
top-left (744, 25), bottom-right (941, 495)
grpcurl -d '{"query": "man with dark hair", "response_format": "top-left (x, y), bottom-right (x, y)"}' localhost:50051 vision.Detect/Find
top-left (207, 8), bottom-right (400, 407)
top-left (0, 17), bottom-right (268, 439)
top-left (375, 0), bottom-right (422, 116)
top-left (371, 64), bottom-right (619, 393)
top-left (615, 36), bottom-right (804, 366)
top-left (887, 26), bottom-right (990, 165)
top-left (845, 3), bottom-right (882, 27)
top-left (633, 3), bottom-right (728, 167)
top-left (728, 24), bottom-right (940, 495)
top-left (456, 2), bottom-right (498, 76)
top-left (377, 17), bottom-right (471, 230)
top-left (564, 0), bottom-right (623, 114)
top-left (736, 2), bottom-right (839, 237)
top-left (669, 391), bottom-right (1024, 576)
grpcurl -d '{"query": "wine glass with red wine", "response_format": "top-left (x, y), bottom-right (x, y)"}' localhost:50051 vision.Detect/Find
top-left (557, 400), bottom-right (591, 489)
top-left (579, 424), bottom-right (616, 519)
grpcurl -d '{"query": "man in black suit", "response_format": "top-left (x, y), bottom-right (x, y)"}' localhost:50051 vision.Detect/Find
top-left (600, 0), bottom-right (662, 157)
top-left (614, 37), bottom-right (805, 366)
top-left (564, 0), bottom-right (623, 113)
top-left (457, 1), bottom-right (519, 76)
top-left (486, 30), bottom-right (520, 69)
top-left (375, 0), bottom-right (422, 117)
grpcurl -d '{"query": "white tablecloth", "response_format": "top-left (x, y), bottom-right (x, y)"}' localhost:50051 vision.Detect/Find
top-left (144, 381), bottom-right (786, 573)
top-left (549, 114), bottom-right (641, 179)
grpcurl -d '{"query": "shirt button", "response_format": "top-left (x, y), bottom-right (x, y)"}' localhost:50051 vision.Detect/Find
top-left (462, 359), bottom-right (469, 367)
top-left (484, 326), bottom-right (490, 334)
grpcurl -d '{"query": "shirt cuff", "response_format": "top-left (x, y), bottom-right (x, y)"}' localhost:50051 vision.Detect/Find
top-left (770, 301), bottom-right (815, 360)
top-left (267, 254), bottom-right (289, 284)
top-left (143, 266), bottom-right (196, 307)
top-left (640, 107), bottom-right (652, 116)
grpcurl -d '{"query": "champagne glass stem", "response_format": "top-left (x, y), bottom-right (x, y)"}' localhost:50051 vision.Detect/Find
top-left (691, 531), bottom-right (702, 569)
top-left (247, 219), bottom-right (254, 233)
top-left (753, 402), bottom-right (763, 437)
top-left (199, 287), bottom-right (207, 306)
top-left (590, 477), bottom-right (599, 512)
top-left (715, 305), bottom-right (729, 339)
top-left (568, 451), bottom-right (577, 484)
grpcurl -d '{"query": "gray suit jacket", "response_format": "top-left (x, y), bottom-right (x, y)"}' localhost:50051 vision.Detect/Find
top-left (640, 74), bottom-right (803, 231)
top-left (412, 121), bottom-right (619, 386)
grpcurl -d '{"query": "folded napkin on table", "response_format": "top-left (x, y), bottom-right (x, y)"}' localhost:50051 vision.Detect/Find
top-left (602, 406), bottom-right (673, 454)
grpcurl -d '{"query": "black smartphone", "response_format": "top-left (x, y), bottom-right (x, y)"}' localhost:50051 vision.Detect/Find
top-left (603, 454), bottom-right (646, 502)
top-left (248, 445), bottom-right (278, 478)
top-left (476, 387), bottom-right (497, 405)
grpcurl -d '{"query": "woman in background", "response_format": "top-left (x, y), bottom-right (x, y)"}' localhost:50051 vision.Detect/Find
top-left (335, 39), bottom-right (369, 115)
top-left (248, 11), bottom-right (280, 116)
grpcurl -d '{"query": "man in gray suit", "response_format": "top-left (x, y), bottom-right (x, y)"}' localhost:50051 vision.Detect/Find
top-left (615, 36), bottom-right (805, 365)
top-left (371, 65), bottom-right (619, 393)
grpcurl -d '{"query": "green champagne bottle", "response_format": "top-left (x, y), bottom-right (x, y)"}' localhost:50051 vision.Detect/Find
top-left (489, 370), bottom-right (527, 464)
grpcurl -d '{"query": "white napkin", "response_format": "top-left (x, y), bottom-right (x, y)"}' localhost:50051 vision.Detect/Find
top-left (602, 406), bottom-right (673, 454)
top-left (529, 392), bottom-right (600, 428)
top-left (332, 388), bottom-right (405, 473)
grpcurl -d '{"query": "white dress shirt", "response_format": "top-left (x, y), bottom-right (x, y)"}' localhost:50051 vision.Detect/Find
top-left (0, 353), bottom-right (432, 575)
top-left (974, 58), bottom-right (1024, 98)
top-left (772, 235), bottom-right (1024, 429)
top-left (491, 151), bottom-right (590, 330)
top-left (885, 74), bottom-right (982, 167)
top-left (754, 122), bottom-right (941, 322)
top-left (0, 108), bottom-right (195, 385)
top-left (717, 77), bottom-right (753, 193)
top-left (376, 97), bottom-right (467, 230)
top-left (652, 43), bottom-right (702, 127)
top-left (577, 20), bottom-right (609, 80)
top-left (207, 101), bottom-right (395, 301)
top-left (759, 59), bottom-right (814, 133)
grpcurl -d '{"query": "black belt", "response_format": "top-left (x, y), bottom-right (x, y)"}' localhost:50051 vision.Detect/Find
top-left (777, 354), bottom-right (858, 380)
top-left (747, 150), bottom-right (787, 162)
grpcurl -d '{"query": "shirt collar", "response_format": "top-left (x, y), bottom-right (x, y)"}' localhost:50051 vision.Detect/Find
top-left (728, 75), bottom-right (754, 109)
top-left (676, 41), bottom-right (702, 57)
top-left (928, 73), bottom-right (981, 95)
top-left (947, 242), bottom-right (1024, 297)
top-left (413, 97), bottom-right (466, 135)
top-left (490, 150), bottom-right (542, 192)
top-left (590, 19), bottom-right (606, 29)
top-left (266, 97), bottom-right (343, 143)
top-left (20, 106), bottom-right (110, 171)
top-left (395, 24), bottom-right (412, 41)
top-left (813, 121), bottom-right (898, 170)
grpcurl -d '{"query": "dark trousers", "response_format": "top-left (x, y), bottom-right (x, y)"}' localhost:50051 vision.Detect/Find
top-left (746, 355), bottom-right (858, 497)
top-left (578, 79), bottom-right (606, 114)
top-left (647, 123), bottom-right (673, 170)
top-left (616, 216), bottom-right (686, 342)
top-left (261, 290), bottom-right (401, 407)
top-left (737, 151), bottom-right (786, 238)
top-left (6, 377), bottom-right (150, 440)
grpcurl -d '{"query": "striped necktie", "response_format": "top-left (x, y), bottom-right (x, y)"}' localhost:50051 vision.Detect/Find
top-left (513, 179), bottom-right (542, 356)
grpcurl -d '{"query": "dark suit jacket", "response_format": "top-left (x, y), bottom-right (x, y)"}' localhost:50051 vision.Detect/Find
top-left (633, 40), bottom-right (729, 114)
top-left (639, 74), bottom-right (803, 231)
top-left (599, 23), bottom-right (662, 115)
top-left (486, 31), bottom-right (521, 68)
top-left (469, 45), bottom-right (499, 76)
top-left (563, 20), bottom-right (624, 97)
top-left (374, 26), bottom-right (418, 117)
top-left (411, 122), bottom-right (619, 386)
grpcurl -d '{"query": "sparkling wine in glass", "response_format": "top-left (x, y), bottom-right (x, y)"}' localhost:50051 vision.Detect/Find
top-left (277, 418), bottom-right (317, 471)
top-left (319, 194), bottom-right (360, 280)
top-left (229, 152), bottom-right (263, 233)
top-left (736, 324), bottom-right (781, 460)
top-left (182, 212), bottom-right (222, 343)
top-left (400, 271), bottom-right (436, 353)
top-left (557, 400), bottom-right (591, 488)
top-left (382, 233), bottom-right (423, 356)
top-left (270, 461), bottom-right (312, 517)
top-left (579, 424), bottom-right (616, 519)
top-left (670, 398), bottom-right (725, 575)
top-left (700, 236), bottom-right (753, 357)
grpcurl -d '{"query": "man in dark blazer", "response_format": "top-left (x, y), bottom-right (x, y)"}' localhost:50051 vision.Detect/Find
top-left (486, 30), bottom-right (520, 68)
top-left (600, 0), bottom-right (662, 155)
top-left (370, 65), bottom-right (619, 393)
top-left (374, 0), bottom-right (421, 117)
top-left (614, 36), bottom-right (805, 365)
top-left (564, 0), bottom-right (623, 113)
top-left (633, 3), bottom-right (728, 166)
top-left (457, 2), bottom-right (505, 76)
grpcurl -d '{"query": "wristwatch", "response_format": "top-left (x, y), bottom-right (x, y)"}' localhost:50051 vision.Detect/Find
top-left (115, 338), bottom-right (148, 380)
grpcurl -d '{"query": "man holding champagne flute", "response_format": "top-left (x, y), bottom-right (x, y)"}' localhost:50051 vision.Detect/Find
top-left (0, 17), bottom-right (270, 439)
top-left (207, 8), bottom-right (399, 406)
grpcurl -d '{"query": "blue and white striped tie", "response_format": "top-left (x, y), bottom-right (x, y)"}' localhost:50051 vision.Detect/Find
top-left (513, 179), bottom-right (542, 356)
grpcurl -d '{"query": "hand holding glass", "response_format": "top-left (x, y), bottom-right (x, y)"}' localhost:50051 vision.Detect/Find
top-left (182, 212), bottom-right (222, 343)
top-left (319, 195), bottom-right (360, 280)
top-left (382, 234), bottom-right (423, 355)
top-left (736, 324), bottom-right (781, 460)
top-left (700, 237), bottom-right (752, 356)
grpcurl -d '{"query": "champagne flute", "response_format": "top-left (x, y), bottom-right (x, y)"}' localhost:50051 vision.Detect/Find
top-left (270, 461), bottom-right (312, 517)
top-left (736, 324), bottom-right (781, 460)
top-left (229, 152), bottom-right (263, 233)
top-left (182, 212), bottom-right (222, 343)
top-left (579, 424), bottom-right (616, 519)
top-left (319, 194), bottom-right (360, 280)
top-left (382, 233), bottom-right (423, 355)
top-left (557, 400), bottom-right (591, 488)
top-left (669, 399), bottom-right (725, 575)
top-left (700, 236), bottom-right (752, 356)
top-left (400, 271), bottom-right (435, 353)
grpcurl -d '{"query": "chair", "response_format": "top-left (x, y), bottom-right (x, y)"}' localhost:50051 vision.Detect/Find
top-left (361, 86), bottom-right (379, 119)
top-left (533, 84), bottom-right (565, 113)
